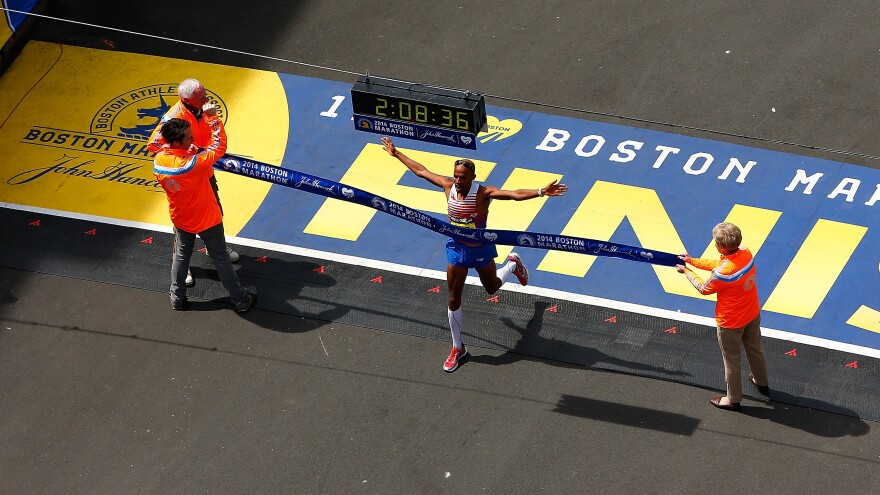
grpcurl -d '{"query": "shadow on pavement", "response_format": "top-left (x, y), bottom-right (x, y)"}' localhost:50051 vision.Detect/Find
top-left (740, 391), bottom-right (872, 438)
top-left (469, 300), bottom-right (692, 379)
top-left (552, 394), bottom-right (701, 436)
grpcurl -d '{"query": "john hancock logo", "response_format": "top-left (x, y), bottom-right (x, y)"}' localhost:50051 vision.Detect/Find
top-left (10, 84), bottom-right (228, 191)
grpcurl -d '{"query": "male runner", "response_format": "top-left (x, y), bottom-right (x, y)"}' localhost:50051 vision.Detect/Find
top-left (381, 137), bottom-right (567, 372)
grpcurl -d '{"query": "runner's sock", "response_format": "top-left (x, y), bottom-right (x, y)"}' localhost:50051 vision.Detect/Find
top-left (448, 307), bottom-right (463, 349)
top-left (496, 260), bottom-right (515, 285)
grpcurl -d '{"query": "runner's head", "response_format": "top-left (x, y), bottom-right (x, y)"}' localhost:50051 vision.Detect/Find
top-left (453, 159), bottom-right (476, 194)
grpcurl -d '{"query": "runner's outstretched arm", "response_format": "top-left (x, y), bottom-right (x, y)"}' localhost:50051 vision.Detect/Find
top-left (484, 180), bottom-right (567, 200)
top-left (381, 137), bottom-right (452, 190)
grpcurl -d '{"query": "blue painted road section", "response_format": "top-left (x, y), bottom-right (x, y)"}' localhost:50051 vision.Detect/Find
top-left (237, 73), bottom-right (880, 352)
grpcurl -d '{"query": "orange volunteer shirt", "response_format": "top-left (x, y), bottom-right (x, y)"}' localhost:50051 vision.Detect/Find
top-left (152, 116), bottom-right (227, 233)
top-left (147, 101), bottom-right (215, 153)
top-left (682, 248), bottom-right (760, 329)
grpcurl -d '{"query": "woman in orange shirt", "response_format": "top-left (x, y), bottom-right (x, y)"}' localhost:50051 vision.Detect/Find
top-left (677, 222), bottom-right (770, 411)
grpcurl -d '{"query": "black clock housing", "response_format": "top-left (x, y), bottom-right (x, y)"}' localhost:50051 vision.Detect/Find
top-left (351, 76), bottom-right (486, 134)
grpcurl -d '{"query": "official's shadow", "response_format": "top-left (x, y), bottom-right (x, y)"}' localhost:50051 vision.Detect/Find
top-left (467, 300), bottom-right (691, 378)
top-left (187, 249), bottom-right (447, 336)
top-left (739, 390), bottom-right (872, 438)
top-left (184, 251), bottom-right (350, 333)
top-left (552, 394), bottom-right (701, 436)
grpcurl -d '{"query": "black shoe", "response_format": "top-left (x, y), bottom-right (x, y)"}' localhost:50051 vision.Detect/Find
top-left (235, 286), bottom-right (257, 313)
top-left (171, 297), bottom-right (186, 311)
top-left (709, 396), bottom-right (741, 411)
top-left (749, 372), bottom-right (770, 396)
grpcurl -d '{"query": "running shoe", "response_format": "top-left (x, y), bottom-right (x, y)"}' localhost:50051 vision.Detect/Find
top-left (226, 246), bottom-right (240, 263)
top-left (508, 252), bottom-right (529, 286)
top-left (443, 345), bottom-right (468, 373)
top-left (202, 246), bottom-right (239, 261)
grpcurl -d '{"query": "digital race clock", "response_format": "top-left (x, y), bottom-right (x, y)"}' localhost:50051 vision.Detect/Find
top-left (351, 76), bottom-right (487, 149)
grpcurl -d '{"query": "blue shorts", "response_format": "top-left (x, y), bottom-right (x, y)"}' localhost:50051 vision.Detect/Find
top-left (446, 238), bottom-right (498, 269)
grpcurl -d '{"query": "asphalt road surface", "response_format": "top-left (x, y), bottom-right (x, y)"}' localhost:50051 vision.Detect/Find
top-left (2, 1), bottom-right (879, 493)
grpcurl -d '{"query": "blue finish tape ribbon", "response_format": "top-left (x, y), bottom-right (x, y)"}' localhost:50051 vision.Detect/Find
top-left (215, 154), bottom-right (680, 267)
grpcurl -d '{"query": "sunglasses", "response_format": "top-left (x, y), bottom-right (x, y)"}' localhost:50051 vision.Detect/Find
top-left (454, 159), bottom-right (476, 172)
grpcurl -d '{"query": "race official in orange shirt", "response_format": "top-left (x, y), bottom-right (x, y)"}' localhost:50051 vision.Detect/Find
top-left (148, 78), bottom-right (239, 287)
top-left (147, 79), bottom-right (218, 153)
top-left (677, 222), bottom-right (769, 411)
top-left (153, 117), bottom-right (256, 313)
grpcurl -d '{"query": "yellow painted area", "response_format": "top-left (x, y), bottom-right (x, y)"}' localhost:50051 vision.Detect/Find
top-left (846, 306), bottom-right (880, 334)
top-left (491, 168), bottom-right (563, 261)
top-left (0, 42), bottom-right (61, 125)
top-left (764, 220), bottom-right (868, 318)
top-left (693, 205), bottom-right (781, 260)
top-left (304, 143), bottom-right (496, 240)
top-left (0, 41), bottom-right (288, 235)
top-left (0, 21), bottom-right (11, 48)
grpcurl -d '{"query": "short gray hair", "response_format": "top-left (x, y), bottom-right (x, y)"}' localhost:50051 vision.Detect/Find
top-left (712, 222), bottom-right (742, 250)
top-left (177, 78), bottom-right (203, 99)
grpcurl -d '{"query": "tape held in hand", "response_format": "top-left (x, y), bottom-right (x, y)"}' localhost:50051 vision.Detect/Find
top-left (214, 154), bottom-right (680, 267)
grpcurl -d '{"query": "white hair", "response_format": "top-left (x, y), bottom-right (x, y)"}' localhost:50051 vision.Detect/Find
top-left (177, 78), bottom-right (203, 99)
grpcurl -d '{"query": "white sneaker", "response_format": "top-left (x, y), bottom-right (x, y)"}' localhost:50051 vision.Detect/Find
top-left (185, 269), bottom-right (194, 287)
top-left (508, 252), bottom-right (529, 286)
top-left (226, 246), bottom-right (240, 263)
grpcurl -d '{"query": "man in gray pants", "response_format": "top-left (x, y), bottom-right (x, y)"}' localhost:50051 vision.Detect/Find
top-left (153, 116), bottom-right (256, 312)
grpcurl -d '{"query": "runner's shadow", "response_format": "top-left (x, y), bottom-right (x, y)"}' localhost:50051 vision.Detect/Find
top-left (739, 390), bottom-right (872, 438)
top-left (467, 301), bottom-right (691, 377)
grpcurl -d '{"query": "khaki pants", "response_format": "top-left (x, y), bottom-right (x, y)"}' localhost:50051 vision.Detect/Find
top-left (716, 315), bottom-right (769, 403)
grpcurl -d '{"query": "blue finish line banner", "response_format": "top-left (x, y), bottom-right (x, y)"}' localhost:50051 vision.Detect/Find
top-left (215, 154), bottom-right (680, 267)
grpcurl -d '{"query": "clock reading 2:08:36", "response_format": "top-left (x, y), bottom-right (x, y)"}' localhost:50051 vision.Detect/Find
top-left (350, 76), bottom-right (486, 134)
